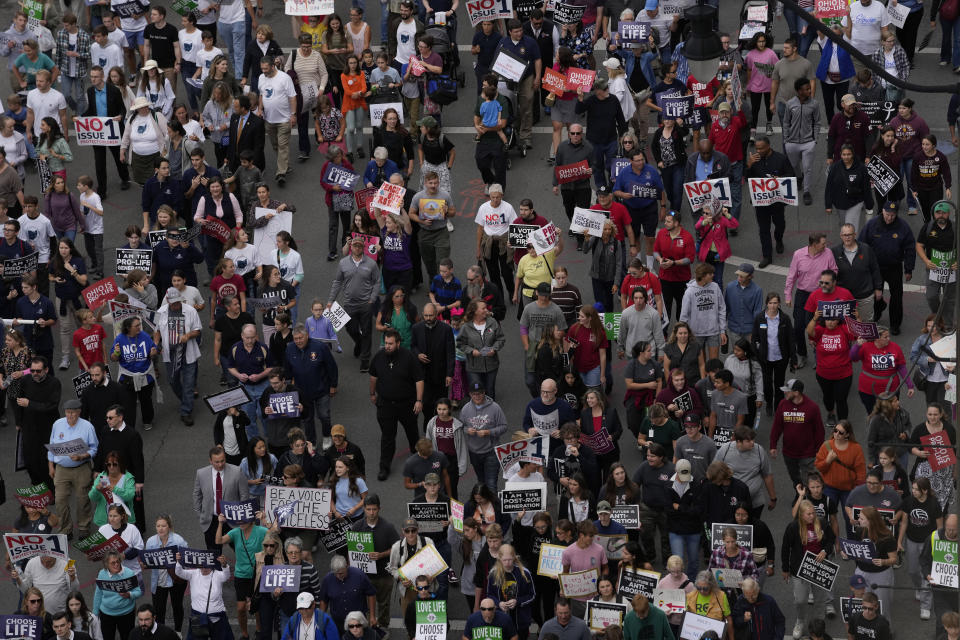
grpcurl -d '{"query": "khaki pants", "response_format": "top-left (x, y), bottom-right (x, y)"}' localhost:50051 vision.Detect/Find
top-left (516, 75), bottom-right (535, 144)
top-left (265, 121), bottom-right (291, 177)
top-left (368, 574), bottom-right (394, 629)
top-left (54, 462), bottom-right (94, 536)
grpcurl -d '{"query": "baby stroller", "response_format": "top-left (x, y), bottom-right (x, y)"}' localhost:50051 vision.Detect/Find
top-left (738, 0), bottom-right (775, 51)
top-left (424, 23), bottom-right (466, 88)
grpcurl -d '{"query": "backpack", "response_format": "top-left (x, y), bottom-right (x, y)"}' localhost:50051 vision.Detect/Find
top-left (426, 74), bottom-right (458, 106)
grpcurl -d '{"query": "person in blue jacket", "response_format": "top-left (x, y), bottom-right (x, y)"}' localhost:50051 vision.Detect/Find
top-left (281, 592), bottom-right (339, 640)
top-left (462, 597), bottom-right (519, 640)
top-left (815, 25), bottom-right (857, 124)
top-left (485, 544), bottom-right (536, 640)
top-left (284, 326), bottom-right (338, 447)
top-left (151, 228), bottom-right (204, 295)
top-left (363, 149), bottom-right (400, 188)
top-left (92, 550), bottom-right (144, 640)
top-left (612, 151), bottom-right (666, 270)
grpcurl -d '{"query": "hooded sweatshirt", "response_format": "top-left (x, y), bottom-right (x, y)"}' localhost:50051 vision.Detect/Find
top-left (679, 280), bottom-right (727, 337)
top-left (769, 394), bottom-right (825, 459)
top-left (458, 395), bottom-right (509, 454)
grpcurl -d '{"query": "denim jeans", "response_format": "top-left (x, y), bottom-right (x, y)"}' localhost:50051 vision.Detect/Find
top-left (218, 19), bottom-right (246, 77)
top-left (782, 8), bottom-right (817, 57)
top-left (662, 164), bottom-right (684, 212)
top-left (469, 449), bottom-right (499, 493)
top-left (241, 378), bottom-right (269, 439)
top-left (901, 156), bottom-right (918, 209)
top-left (303, 393), bottom-right (331, 443)
top-left (60, 74), bottom-right (88, 114)
top-left (181, 61), bottom-right (201, 110)
top-left (591, 139), bottom-right (619, 189)
top-left (379, 0), bottom-right (389, 42)
top-left (166, 360), bottom-right (198, 416)
top-left (668, 532), bottom-right (701, 578)
top-left (941, 16), bottom-right (960, 66)
top-left (344, 108), bottom-right (365, 155)
top-left (56, 229), bottom-right (77, 243)
top-left (466, 370), bottom-right (498, 400)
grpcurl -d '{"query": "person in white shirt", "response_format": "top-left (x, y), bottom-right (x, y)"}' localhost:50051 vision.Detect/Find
top-left (91, 26), bottom-right (125, 76)
top-left (12, 555), bottom-right (80, 614)
top-left (161, 274), bottom-right (206, 311)
top-left (110, 0), bottom-right (150, 77)
top-left (25, 69), bottom-right (68, 145)
top-left (843, 0), bottom-right (891, 57)
top-left (193, 31), bottom-right (223, 83)
top-left (152, 286), bottom-right (203, 425)
top-left (178, 13), bottom-right (204, 111)
top-left (18, 195), bottom-right (56, 296)
top-left (394, 2), bottom-right (420, 66)
top-left (174, 551), bottom-right (232, 639)
top-left (217, 0), bottom-right (253, 78)
top-left (257, 55), bottom-right (296, 184)
top-left (104, 13), bottom-right (129, 51)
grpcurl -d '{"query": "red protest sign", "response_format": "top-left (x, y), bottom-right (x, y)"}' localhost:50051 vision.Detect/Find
top-left (355, 186), bottom-right (378, 217)
top-left (201, 218), bottom-right (233, 244)
top-left (351, 232), bottom-right (380, 261)
top-left (372, 182), bottom-right (406, 215)
top-left (816, 0), bottom-right (849, 18)
top-left (555, 159), bottom-right (592, 184)
top-left (542, 68), bottom-right (566, 94)
top-left (408, 55), bottom-right (426, 76)
top-left (82, 277), bottom-right (119, 310)
top-left (565, 67), bottom-right (596, 92)
top-left (920, 432), bottom-right (957, 471)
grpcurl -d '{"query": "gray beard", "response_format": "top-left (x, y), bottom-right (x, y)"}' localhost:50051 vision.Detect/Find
top-left (466, 282), bottom-right (483, 299)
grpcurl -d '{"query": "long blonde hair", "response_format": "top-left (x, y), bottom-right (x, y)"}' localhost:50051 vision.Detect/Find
top-left (491, 544), bottom-right (530, 587)
top-left (795, 499), bottom-right (823, 542)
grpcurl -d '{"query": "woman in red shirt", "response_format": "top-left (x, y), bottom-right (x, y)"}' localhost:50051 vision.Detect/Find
top-left (653, 211), bottom-right (695, 323)
top-left (806, 309), bottom-right (854, 426)
top-left (851, 327), bottom-right (916, 414)
top-left (566, 306), bottom-right (609, 389)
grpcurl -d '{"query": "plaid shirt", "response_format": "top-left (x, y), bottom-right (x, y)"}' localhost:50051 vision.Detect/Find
top-left (869, 44), bottom-right (910, 87)
top-left (54, 28), bottom-right (91, 79)
top-left (709, 545), bottom-right (759, 583)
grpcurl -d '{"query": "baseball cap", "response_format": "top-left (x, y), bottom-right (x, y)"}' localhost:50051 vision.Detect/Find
top-left (469, 381), bottom-right (485, 393)
top-left (424, 473), bottom-right (441, 485)
top-left (296, 593), bottom-right (314, 609)
top-left (596, 500), bottom-right (612, 514)
top-left (165, 287), bottom-right (183, 303)
top-left (840, 94), bottom-right (857, 106)
top-left (780, 379), bottom-right (804, 393)
top-left (675, 459), bottom-right (693, 481)
top-left (536, 282), bottom-right (552, 296)
top-left (416, 116), bottom-right (438, 128)
top-left (849, 575), bottom-right (867, 589)
top-left (682, 413), bottom-right (702, 428)
top-left (735, 263), bottom-right (754, 277)
top-left (331, 424), bottom-right (346, 436)
top-left (597, 185), bottom-right (612, 196)
top-left (717, 102), bottom-right (731, 113)
top-left (602, 57), bottom-right (621, 70)
top-left (882, 201), bottom-right (899, 214)
top-left (402, 518), bottom-right (419, 530)
top-left (350, 236), bottom-right (365, 246)
top-left (934, 202), bottom-right (953, 214)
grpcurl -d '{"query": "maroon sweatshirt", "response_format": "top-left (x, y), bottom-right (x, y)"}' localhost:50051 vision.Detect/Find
top-left (910, 150), bottom-right (952, 193)
top-left (769, 394), bottom-right (826, 459)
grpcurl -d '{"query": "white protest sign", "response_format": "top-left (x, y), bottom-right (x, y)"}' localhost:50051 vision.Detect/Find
top-left (537, 543), bottom-right (565, 577)
top-left (398, 543), bottom-right (448, 581)
top-left (680, 612), bottom-right (726, 640)
top-left (284, 0), bottom-right (334, 14)
top-left (466, 0), bottom-right (512, 26)
top-left (74, 117), bottom-right (122, 146)
top-left (495, 435), bottom-right (549, 471)
top-left (748, 177), bottom-right (799, 207)
top-left (4, 533), bottom-right (69, 564)
top-left (653, 588), bottom-right (687, 615)
top-left (322, 302), bottom-right (351, 332)
top-left (253, 209), bottom-right (292, 267)
top-left (885, 1), bottom-right (908, 28)
top-left (559, 569), bottom-right (599, 598)
top-left (264, 486), bottom-right (333, 530)
top-left (373, 183), bottom-right (406, 216)
top-left (491, 48), bottom-right (528, 83)
top-left (569, 207), bottom-right (606, 238)
top-left (369, 102), bottom-right (404, 126)
top-left (683, 178), bottom-right (732, 210)
top-left (931, 535), bottom-right (959, 587)
top-left (530, 222), bottom-right (560, 255)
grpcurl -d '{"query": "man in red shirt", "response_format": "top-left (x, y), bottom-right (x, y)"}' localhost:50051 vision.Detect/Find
top-left (619, 258), bottom-right (664, 317)
top-left (802, 269), bottom-right (854, 317)
top-left (590, 185), bottom-right (635, 263)
top-left (708, 100), bottom-right (747, 224)
top-left (769, 379), bottom-right (825, 488)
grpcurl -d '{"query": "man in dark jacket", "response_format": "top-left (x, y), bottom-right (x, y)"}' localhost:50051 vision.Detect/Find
top-left (552, 124), bottom-right (594, 249)
top-left (350, 494), bottom-right (401, 629)
top-left (831, 223), bottom-right (883, 326)
top-left (460, 264), bottom-right (506, 321)
top-left (858, 201), bottom-right (916, 334)
top-left (575, 78), bottom-right (626, 188)
top-left (746, 135), bottom-right (796, 269)
top-left (81, 361), bottom-right (128, 434)
top-left (826, 95), bottom-right (871, 164)
top-left (140, 158), bottom-right (183, 231)
top-left (130, 603), bottom-right (179, 640)
top-left (227, 94), bottom-right (266, 172)
top-left (699, 460), bottom-right (752, 526)
top-left (81, 65), bottom-right (130, 198)
top-left (18, 356), bottom-right (62, 487)
top-left (410, 303), bottom-right (455, 427)
top-left (920, 514), bottom-right (959, 638)
top-left (284, 326), bottom-right (338, 448)
top-left (369, 329), bottom-right (424, 480)
top-left (52, 612), bottom-right (92, 640)
top-left (732, 578), bottom-right (786, 640)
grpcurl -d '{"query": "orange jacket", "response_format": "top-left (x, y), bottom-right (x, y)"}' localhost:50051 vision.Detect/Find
top-left (340, 72), bottom-right (367, 113)
top-left (814, 439), bottom-right (866, 491)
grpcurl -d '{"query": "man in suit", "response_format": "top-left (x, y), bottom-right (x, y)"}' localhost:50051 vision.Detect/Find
top-left (193, 444), bottom-right (249, 552)
top-left (228, 93), bottom-right (265, 172)
top-left (52, 611), bottom-right (91, 640)
top-left (81, 362), bottom-right (128, 434)
top-left (80, 65), bottom-right (130, 198)
top-left (130, 603), bottom-right (179, 640)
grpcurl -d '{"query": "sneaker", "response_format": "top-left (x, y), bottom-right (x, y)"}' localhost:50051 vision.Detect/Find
top-left (807, 594), bottom-right (814, 605)
top-left (825, 602), bottom-right (836, 618)
top-left (446, 219), bottom-right (455, 232)
top-left (120, 181), bottom-right (131, 191)
top-left (796, 356), bottom-right (807, 369)
top-left (758, 258), bottom-right (772, 268)
top-left (181, 414), bottom-right (194, 426)
top-left (766, 123), bottom-right (774, 135)
top-left (297, 152), bottom-right (309, 162)
top-left (776, 240), bottom-right (785, 254)
top-left (322, 437), bottom-right (332, 450)
top-left (58, 355), bottom-right (70, 370)
top-left (277, 174), bottom-right (286, 185)
top-left (827, 413), bottom-right (837, 427)
top-left (547, 155), bottom-right (555, 166)
top-left (360, 360), bottom-right (369, 373)
top-left (143, 423), bottom-right (153, 431)
top-left (954, 65), bottom-right (960, 73)
top-left (793, 620), bottom-right (805, 639)
top-left (802, 191), bottom-right (813, 206)
top-left (864, 208), bottom-right (875, 216)
top-left (921, 609), bottom-right (931, 620)
top-left (327, 252), bottom-right (338, 261)
top-left (447, 569), bottom-right (459, 584)
top-left (908, 207), bottom-right (918, 215)
top-left (941, 60), bottom-right (949, 66)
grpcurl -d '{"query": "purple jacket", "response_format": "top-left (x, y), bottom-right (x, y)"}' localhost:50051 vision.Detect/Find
top-left (43, 191), bottom-right (84, 233)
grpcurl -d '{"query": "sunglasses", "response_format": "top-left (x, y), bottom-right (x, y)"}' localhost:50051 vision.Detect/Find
top-left (834, 429), bottom-right (847, 436)
top-left (30, 369), bottom-right (43, 374)
top-left (348, 624), bottom-right (363, 629)
top-left (480, 607), bottom-right (495, 611)
top-left (28, 599), bottom-right (41, 604)
top-left (106, 462), bottom-right (119, 467)
top-left (416, 586), bottom-right (429, 591)
top-left (263, 543), bottom-right (277, 548)
top-left (403, 528), bottom-right (418, 533)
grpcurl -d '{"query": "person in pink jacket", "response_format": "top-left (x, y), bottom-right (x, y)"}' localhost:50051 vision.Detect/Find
top-left (694, 205), bottom-right (739, 289)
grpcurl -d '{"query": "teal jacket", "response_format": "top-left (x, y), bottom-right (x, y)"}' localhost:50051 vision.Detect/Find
top-left (93, 567), bottom-right (142, 616)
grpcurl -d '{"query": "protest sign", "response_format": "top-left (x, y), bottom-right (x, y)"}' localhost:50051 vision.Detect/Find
top-left (82, 277), bottom-right (119, 311)
top-left (200, 218), bottom-right (232, 244)
top-left (222, 499), bottom-right (258, 524)
top-left (921, 432), bottom-right (957, 471)
top-left (680, 612), bottom-right (726, 640)
top-left (355, 186), bottom-right (377, 214)
top-left (796, 551), bottom-right (838, 591)
top-left (253, 208), bottom-right (293, 267)
top-left (2, 253), bottom-right (38, 278)
top-left (618, 568), bottom-right (660, 599)
top-left (859, 100), bottom-right (898, 129)
top-left (323, 164), bottom-right (359, 191)
top-left (840, 598), bottom-right (884, 623)
top-left (553, 2), bottom-right (586, 24)
top-left (618, 21), bottom-right (649, 43)
top-left (661, 95), bottom-right (695, 119)
top-left (109, 299), bottom-right (155, 330)
top-left (74, 117), bottom-right (122, 146)
top-left (347, 531), bottom-right (377, 574)
top-left (866, 156), bottom-right (899, 197)
top-left (319, 517), bottom-right (351, 553)
top-left (202, 386), bottom-right (251, 414)
top-left (138, 547), bottom-right (177, 569)
top-left (259, 565), bottom-right (302, 592)
top-left (684, 178), bottom-right (732, 210)
top-left (746, 4), bottom-right (767, 20)
top-left (653, 588), bottom-right (687, 616)
top-left (36, 158), bottom-right (51, 193)
top-left (570, 207), bottom-right (606, 237)
top-left (674, 391), bottom-right (694, 413)
top-left (369, 102), bottom-right (404, 126)
top-left (285, 0), bottom-right (334, 15)
top-left (170, 0), bottom-right (198, 14)
top-left (816, 0), bottom-right (848, 17)
top-left (844, 317), bottom-right (880, 340)
top-left (530, 222), bottom-right (560, 255)
top-left (928, 247), bottom-right (958, 284)
top-left (555, 159), bottom-right (592, 184)
top-left (4, 533), bottom-right (68, 564)
top-left (581, 427), bottom-right (614, 454)
top-left (115, 249), bottom-right (152, 276)
top-left (748, 177), bottom-right (799, 206)
top-left (930, 535), bottom-right (958, 587)
top-left (817, 299), bottom-right (856, 319)
top-left (565, 68), bottom-right (597, 92)
top-left (350, 233), bottom-right (380, 261)
top-left (96, 576), bottom-right (139, 593)
top-left (512, 0), bottom-right (539, 18)
top-left (685, 107), bottom-right (716, 129)
top-left (14, 484), bottom-right (52, 509)
top-left (44, 439), bottom-right (89, 458)
top-left (537, 543), bottom-right (565, 577)
top-left (268, 391), bottom-right (300, 418)
top-left (541, 68), bottom-right (566, 95)
top-left (491, 48), bottom-right (528, 82)
top-left (448, 499), bottom-right (465, 533)
top-left (710, 523), bottom-right (753, 549)
top-left (415, 601), bottom-right (447, 640)
top-left (713, 426), bottom-right (733, 447)
top-left (407, 502), bottom-right (450, 533)
top-left (147, 230), bottom-right (167, 246)
top-left (713, 568), bottom-right (744, 589)
top-left (839, 538), bottom-right (876, 561)
top-left (885, 1), bottom-right (908, 28)
top-left (659, 0), bottom-right (692, 15)
top-left (74, 531), bottom-right (127, 561)
top-left (180, 548), bottom-right (222, 570)
top-left (610, 505), bottom-right (640, 529)
top-left (499, 486), bottom-right (546, 513)
top-left (323, 302), bottom-right (351, 332)
top-left (586, 601), bottom-right (628, 631)
top-left (611, 158), bottom-right (631, 180)
top-left (598, 534), bottom-right (627, 560)
top-left (372, 182), bottom-right (406, 215)
top-left (508, 224), bottom-right (540, 250)
top-left (466, 0), bottom-right (512, 26)
top-left (399, 543), bottom-right (448, 581)
top-left (265, 486), bottom-right (333, 530)
top-left (1, 615), bottom-right (42, 640)
top-left (560, 569), bottom-right (599, 598)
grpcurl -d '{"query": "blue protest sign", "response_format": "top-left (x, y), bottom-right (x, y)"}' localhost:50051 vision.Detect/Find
top-left (268, 391), bottom-right (300, 418)
top-left (323, 164), bottom-right (359, 191)
top-left (222, 499), bottom-right (258, 524)
top-left (258, 564), bottom-right (302, 592)
top-left (179, 547), bottom-right (221, 570)
top-left (139, 546), bottom-right (177, 569)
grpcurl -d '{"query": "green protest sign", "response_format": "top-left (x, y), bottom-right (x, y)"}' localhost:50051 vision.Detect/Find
top-left (15, 483), bottom-right (53, 508)
top-left (346, 531), bottom-right (374, 573)
top-left (415, 600), bottom-right (446, 640)
top-left (931, 535), bottom-right (958, 588)
top-left (602, 312), bottom-right (621, 340)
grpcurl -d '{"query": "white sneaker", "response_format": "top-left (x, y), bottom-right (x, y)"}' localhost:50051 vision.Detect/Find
top-left (446, 219), bottom-right (455, 232)
top-left (793, 620), bottom-right (804, 639)
top-left (916, 592), bottom-right (923, 602)
top-left (807, 593), bottom-right (814, 605)
top-left (825, 602), bottom-right (836, 618)
top-left (58, 355), bottom-right (70, 370)
top-left (921, 609), bottom-right (931, 620)
top-left (143, 423), bottom-right (153, 431)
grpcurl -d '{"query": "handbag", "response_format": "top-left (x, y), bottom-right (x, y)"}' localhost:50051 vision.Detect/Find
top-left (189, 577), bottom-right (214, 639)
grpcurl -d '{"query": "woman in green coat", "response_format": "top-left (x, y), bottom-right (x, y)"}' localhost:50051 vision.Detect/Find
top-left (87, 451), bottom-right (136, 528)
